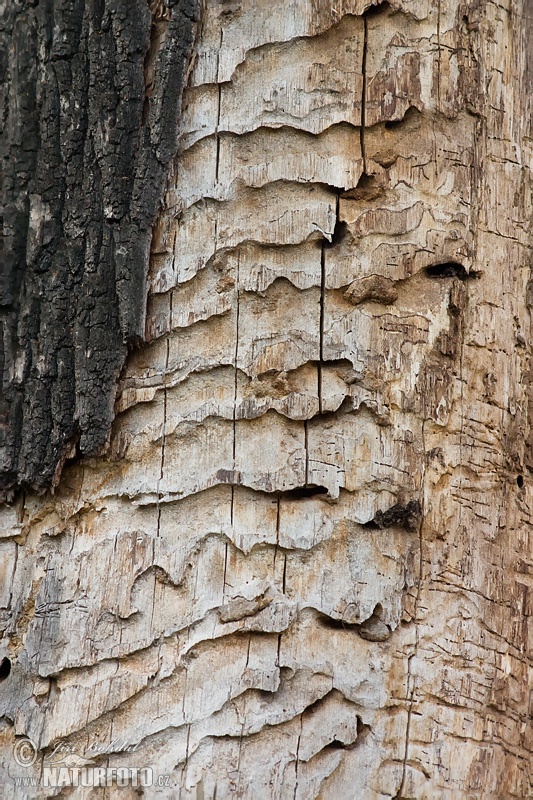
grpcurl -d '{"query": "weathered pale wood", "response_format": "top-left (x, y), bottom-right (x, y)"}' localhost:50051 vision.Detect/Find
top-left (0, 1), bottom-right (532, 797)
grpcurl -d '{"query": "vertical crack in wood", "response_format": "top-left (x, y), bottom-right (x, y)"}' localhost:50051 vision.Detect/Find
top-left (360, 12), bottom-right (369, 174)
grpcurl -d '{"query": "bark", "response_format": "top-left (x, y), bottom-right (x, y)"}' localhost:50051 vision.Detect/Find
top-left (0, 0), bottom-right (198, 495)
top-left (0, 0), bottom-right (532, 798)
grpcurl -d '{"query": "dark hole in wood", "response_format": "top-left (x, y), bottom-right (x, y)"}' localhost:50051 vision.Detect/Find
top-left (364, 0), bottom-right (391, 19)
top-left (318, 614), bottom-right (358, 631)
top-left (0, 658), bottom-right (11, 681)
top-left (425, 262), bottom-right (468, 280)
top-left (282, 485), bottom-right (328, 499)
top-left (324, 219), bottom-right (348, 248)
top-left (517, 475), bottom-right (524, 489)
top-left (355, 172), bottom-right (376, 190)
top-left (372, 602), bottom-right (383, 618)
top-left (322, 740), bottom-right (347, 751)
top-left (384, 107), bottom-right (422, 131)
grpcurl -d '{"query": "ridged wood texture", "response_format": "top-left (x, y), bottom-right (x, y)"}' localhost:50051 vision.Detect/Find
top-left (1, 1), bottom-right (532, 797)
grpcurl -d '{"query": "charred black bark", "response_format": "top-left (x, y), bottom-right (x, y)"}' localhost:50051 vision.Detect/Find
top-left (0, 0), bottom-right (198, 496)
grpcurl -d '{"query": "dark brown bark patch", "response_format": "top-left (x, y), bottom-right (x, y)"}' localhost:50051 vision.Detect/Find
top-left (0, 0), bottom-right (198, 497)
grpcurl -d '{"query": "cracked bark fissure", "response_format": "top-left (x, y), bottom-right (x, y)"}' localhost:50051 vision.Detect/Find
top-left (0, 0), bottom-right (532, 798)
top-left (0, 0), bottom-right (199, 496)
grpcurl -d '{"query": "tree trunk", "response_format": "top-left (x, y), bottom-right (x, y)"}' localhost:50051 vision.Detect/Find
top-left (1, 0), bottom-right (532, 798)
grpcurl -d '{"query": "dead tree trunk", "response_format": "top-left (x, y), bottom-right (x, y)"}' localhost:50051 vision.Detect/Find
top-left (0, 1), bottom-right (532, 798)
